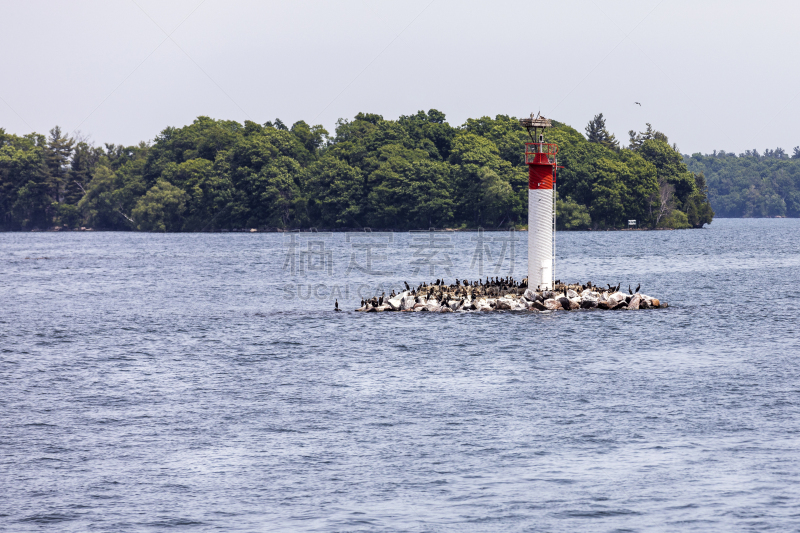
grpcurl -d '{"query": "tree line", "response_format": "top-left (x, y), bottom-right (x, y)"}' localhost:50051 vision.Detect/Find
top-left (0, 111), bottom-right (713, 231)
top-left (684, 147), bottom-right (800, 217)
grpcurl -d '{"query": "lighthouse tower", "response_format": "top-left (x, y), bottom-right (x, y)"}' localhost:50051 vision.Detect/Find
top-left (520, 114), bottom-right (558, 290)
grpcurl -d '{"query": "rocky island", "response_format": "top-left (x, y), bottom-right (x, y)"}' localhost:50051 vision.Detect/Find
top-left (356, 278), bottom-right (666, 313)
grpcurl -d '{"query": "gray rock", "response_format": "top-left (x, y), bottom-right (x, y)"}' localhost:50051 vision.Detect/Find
top-left (608, 292), bottom-right (627, 305)
top-left (531, 301), bottom-right (548, 311)
top-left (544, 298), bottom-right (561, 310)
top-left (495, 300), bottom-right (512, 310)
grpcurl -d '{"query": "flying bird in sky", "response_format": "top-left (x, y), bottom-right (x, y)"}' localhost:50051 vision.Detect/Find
top-left (635, 102), bottom-right (642, 106)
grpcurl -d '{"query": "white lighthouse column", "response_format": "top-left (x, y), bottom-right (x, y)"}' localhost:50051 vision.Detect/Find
top-left (528, 188), bottom-right (553, 290)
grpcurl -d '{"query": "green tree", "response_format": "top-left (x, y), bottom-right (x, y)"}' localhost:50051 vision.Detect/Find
top-left (638, 139), bottom-right (697, 209)
top-left (585, 113), bottom-right (619, 150)
top-left (304, 156), bottom-right (363, 227)
top-left (132, 179), bottom-right (189, 231)
top-left (45, 126), bottom-right (75, 204)
top-left (68, 141), bottom-right (102, 204)
top-left (628, 123), bottom-right (669, 151)
top-left (556, 196), bottom-right (591, 230)
top-left (0, 130), bottom-right (50, 229)
top-left (589, 158), bottom-right (627, 228)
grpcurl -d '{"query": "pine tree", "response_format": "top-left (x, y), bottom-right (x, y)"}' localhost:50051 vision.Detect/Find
top-left (585, 113), bottom-right (618, 149)
top-left (45, 126), bottom-right (75, 204)
top-left (628, 123), bottom-right (669, 151)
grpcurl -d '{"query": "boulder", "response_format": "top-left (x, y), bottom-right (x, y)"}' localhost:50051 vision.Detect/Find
top-left (580, 299), bottom-right (598, 309)
top-left (531, 301), bottom-right (548, 311)
top-left (650, 298), bottom-right (660, 308)
top-left (495, 299), bottom-right (512, 310)
top-left (608, 292), bottom-right (627, 305)
top-left (523, 288), bottom-right (537, 301)
top-left (543, 298), bottom-right (560, 310)
top-left (440, 307), bottom-right (454, 313)
top-left (597, 301), bottom-right (610, 310)
top-left (628, 294), bottom-right (641, 310)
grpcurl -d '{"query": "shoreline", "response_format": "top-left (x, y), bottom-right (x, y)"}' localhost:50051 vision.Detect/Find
top-left (4, 226), bottom-right (715, 234)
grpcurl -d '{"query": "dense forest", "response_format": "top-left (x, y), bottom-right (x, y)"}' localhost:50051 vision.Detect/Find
top-left (685, 148), bottom-right (800, 217)
top-left (0, 111), bottom-right (713, 231)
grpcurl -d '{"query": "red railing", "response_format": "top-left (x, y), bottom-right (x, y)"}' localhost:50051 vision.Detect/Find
top-left (524, 143), bottom-right (558, 164)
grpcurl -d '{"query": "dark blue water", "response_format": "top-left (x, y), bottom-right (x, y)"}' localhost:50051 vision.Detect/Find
top-left (2, 219), bottom-right (800, 532)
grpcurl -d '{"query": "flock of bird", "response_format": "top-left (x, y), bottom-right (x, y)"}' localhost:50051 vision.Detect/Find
top-left (355, 277), bottom-right (642, 310)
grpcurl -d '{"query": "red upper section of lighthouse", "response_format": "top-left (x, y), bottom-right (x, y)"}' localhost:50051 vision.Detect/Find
top-left (525, 142), bottom-right (558, 190)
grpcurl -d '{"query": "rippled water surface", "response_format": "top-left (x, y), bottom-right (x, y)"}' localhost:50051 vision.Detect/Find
top-left (2, 219), bottom-right (800, 532)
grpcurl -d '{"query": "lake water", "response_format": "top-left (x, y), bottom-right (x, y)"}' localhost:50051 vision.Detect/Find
top-left (2, 219), bottom-right (800, 532)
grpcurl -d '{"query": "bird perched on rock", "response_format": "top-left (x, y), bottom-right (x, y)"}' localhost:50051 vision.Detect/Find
top-left (635, 283), bottom-right (641, 293)
top-left (335, 299), bottom-right (341, 311)
top-left (404, 281), bottom-right (410, 291)
top-left (628, 285), bottom-right (633, 295)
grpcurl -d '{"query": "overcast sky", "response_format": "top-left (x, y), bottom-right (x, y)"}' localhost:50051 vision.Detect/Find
top-left (1, 0), bottom-right (798, 154)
